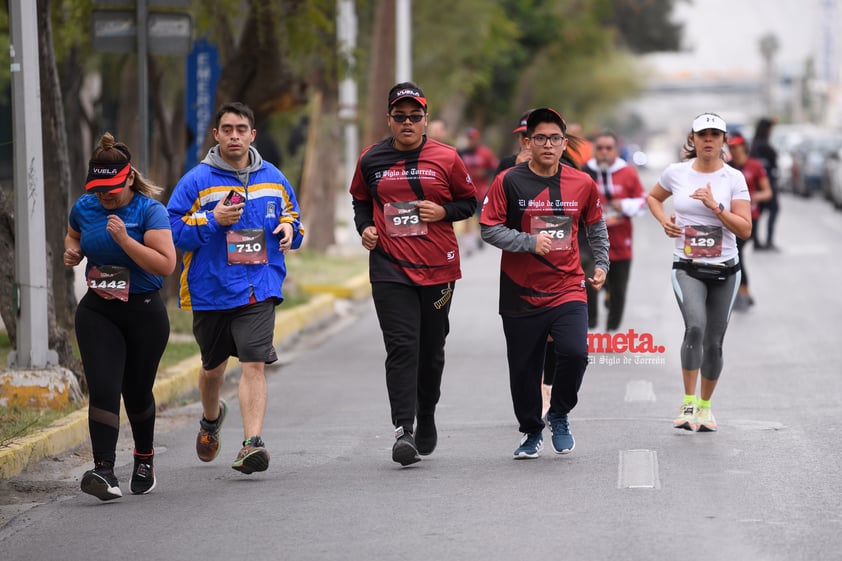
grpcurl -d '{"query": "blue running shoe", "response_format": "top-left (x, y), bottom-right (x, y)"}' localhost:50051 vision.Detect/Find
top-left (547, 411), bottom-right (575, 454)
top-left (513, 431), bottom-right (543, 459)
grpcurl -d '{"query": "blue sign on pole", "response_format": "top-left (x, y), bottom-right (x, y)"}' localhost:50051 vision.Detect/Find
top-left (185, 38), bottom-right (220, 172)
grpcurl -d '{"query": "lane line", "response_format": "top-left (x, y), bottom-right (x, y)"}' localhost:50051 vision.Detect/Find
top-left (618, 449), bottom-right (661, 489)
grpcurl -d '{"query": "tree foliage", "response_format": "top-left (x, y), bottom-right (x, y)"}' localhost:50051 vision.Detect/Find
top-left (398, 0), bottom-right (674, 147)
top-left (604, 0), bottom-right (686, 53)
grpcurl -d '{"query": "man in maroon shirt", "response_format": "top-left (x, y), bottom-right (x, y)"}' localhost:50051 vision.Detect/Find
top-left (481, 108), bottom-right (608, 459)
top-left (350, 82), bottom-right (477, 466)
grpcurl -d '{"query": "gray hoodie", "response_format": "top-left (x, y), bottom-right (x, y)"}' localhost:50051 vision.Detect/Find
top-left (202, 145), bottom-right (264, 187)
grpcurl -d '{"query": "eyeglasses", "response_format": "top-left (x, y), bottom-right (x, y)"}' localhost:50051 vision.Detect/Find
top-left (530, 134), bottom-right (565, 146)
top-left (390, 114), bottom-right (426, 123)
top-left (595, 145), bottom-right (615, 151)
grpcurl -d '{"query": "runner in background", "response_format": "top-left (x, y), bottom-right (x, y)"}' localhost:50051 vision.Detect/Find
top-left (458, 127), bottom-right (498, 251)
top-left (565, 122), bottom-right (593, 170)
top-left (427, 119), bottom-right (453, 144)
top-left (750, 117), bottom-right (781, 251)
top-left (727, 133), bottom-right (772, 311)
top-left (582, 130), bottom-right (647, 331)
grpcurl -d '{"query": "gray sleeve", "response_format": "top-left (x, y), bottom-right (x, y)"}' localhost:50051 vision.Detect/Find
top-left (481, 223), bottom-right (537, 253)
top-left (586, 219), bottom-right (610, 272)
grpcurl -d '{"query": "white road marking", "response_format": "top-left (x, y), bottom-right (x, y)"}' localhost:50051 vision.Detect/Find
top-left (624, 380), bottom-right (657, 402)
top-left (618, 449), bottom-right (661, 489)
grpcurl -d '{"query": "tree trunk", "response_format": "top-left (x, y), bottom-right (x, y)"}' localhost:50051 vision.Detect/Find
top-left (209, 1), bottom-right (308, 154)
top-left (0, 189), bottom-right (16, 347)
top-left (37, 0), bottom-right (82, 377)
top-left (363, 0), bottom-right (395, 148)
top-left (149, 58), bottom-right (186, 305)
top-left (117, 58), bottom-right (140, 155)
top-left (299, 88), bottom-right (339, 251)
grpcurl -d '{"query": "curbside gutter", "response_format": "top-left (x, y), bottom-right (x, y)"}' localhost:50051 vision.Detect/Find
top-left (0, 273), bottom-right (370, 480)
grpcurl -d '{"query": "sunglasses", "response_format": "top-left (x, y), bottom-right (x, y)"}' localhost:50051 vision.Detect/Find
top-left (390, 114), bottom-right (426, 123)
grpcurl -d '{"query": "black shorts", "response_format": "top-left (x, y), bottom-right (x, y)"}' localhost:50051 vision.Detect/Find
top-left (192, 300), bottom-right (278, 370)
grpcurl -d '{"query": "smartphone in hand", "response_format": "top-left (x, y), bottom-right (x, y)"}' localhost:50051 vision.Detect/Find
top-left (223, 189), bottom-right (245, 206)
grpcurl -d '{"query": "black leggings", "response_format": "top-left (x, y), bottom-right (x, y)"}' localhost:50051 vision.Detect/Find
top-left (75, 290), bottom-right (169, 463)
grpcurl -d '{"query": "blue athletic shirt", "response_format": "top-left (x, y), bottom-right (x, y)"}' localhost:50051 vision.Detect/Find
top-left (69, 192), bottom-right (171, 293)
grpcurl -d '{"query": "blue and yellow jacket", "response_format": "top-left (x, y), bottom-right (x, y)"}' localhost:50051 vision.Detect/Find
top-left (167, 146), bottom-right (304, 310)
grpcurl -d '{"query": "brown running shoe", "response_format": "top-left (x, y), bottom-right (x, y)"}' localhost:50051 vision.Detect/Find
top-left (196, 399), bottom-right (228, 462)
top-left (231, 436), bottom-right (270, 474)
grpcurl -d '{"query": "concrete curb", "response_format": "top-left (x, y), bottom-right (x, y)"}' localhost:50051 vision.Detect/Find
top-left (0, 276), bottom-right (370, 480)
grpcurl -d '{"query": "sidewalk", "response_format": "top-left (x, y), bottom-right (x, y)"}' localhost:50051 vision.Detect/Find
top-left (0, 273), bottom-right (371, 480)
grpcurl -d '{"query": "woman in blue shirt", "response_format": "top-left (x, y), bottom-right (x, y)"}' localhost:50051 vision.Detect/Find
top-left (64, 133), bottom-right (175, 501)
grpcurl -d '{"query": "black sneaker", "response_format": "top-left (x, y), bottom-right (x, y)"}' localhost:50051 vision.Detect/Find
top-left (415, 415), bottom-right (437, 456)
top-left (392, 427), bottom-right (421, 466)
top-left (131, 450), bottom-right (156, 495)
top-left (81, 461), bottom-right (122, 501)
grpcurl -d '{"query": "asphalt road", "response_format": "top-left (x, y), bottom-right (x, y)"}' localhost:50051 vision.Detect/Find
top-left (1, 175), bottom-right (841, 560)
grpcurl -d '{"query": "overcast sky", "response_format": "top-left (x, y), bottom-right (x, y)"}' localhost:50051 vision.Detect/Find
top-left (646, 0), bottom-right (833, 80)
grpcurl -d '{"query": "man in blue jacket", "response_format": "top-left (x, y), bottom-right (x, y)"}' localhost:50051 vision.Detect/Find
top-left (167, 102), bottom-right (304, 475)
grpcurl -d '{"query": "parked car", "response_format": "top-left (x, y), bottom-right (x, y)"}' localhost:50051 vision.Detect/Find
top-left (769, 123), bottom-right (819, 193)
top-left (789, 130), bottom-right (842, 198)
top-left (826, 145), bottom-right (842, 210)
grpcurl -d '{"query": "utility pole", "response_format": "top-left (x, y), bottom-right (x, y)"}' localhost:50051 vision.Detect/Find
top-left (758, 33), bottom-right (779, 117)
top-left (136, 0), bottom-right (150, 172)
top-left (338, 0), bottom-right (359, 188)
top-left (395, 0), bottom-right (412, 82)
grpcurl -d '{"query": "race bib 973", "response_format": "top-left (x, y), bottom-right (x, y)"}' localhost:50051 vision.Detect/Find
top-left (384, 201), bottom-right (428, 237)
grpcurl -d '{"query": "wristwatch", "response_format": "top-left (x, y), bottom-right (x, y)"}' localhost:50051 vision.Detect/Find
top-left (713, 202), bottom-right (725, 215)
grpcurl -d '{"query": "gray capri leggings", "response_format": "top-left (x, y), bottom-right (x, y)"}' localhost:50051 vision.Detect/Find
top-left (671, 259), bottom-right (741, 381)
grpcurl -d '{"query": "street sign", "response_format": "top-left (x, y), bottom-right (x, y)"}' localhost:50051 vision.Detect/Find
top-left (92, 10), bottom-right (192, 55)
top-left (148, 12), bottom-right (192, 55)
top-left (93, 0), bottom-right (191, 6)
top-left (92, 10), bottom-right (135, 53)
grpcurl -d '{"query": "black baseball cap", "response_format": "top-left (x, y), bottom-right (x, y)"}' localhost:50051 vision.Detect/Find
top-left (388, 82), bottom-right (427, 110)
top-left (526, 107), bottom-right (568, 134)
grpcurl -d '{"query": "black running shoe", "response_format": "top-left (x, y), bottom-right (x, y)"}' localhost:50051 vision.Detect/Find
top-left (131, 450), bottom-right (156, 495)
top-left (392, 427), bottom-right (421, 466)
top-left (415, 415), bottom-right (437, 456)
top-left (81, 461), bottom-right (122, 501)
